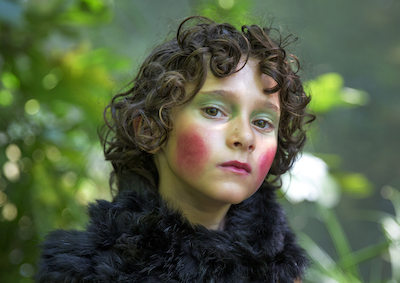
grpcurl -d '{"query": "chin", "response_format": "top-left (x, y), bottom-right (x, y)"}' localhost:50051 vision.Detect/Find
top-left (214, 185), bottom-right (259, 205)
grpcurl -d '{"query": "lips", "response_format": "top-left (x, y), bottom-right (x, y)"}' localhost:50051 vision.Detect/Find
top-left (220, 161), bottom-right (252, 174)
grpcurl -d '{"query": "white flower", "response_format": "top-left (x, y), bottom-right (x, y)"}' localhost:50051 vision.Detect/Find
top-left (281, 153), bottom-right (340, 208)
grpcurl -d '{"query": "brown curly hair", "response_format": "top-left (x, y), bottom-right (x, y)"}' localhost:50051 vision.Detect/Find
top-left (101, 16), bottom-right (315, 193)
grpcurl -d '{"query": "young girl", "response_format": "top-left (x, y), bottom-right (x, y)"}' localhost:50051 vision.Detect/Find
top-left (36, 16), bottom-right (314, 283)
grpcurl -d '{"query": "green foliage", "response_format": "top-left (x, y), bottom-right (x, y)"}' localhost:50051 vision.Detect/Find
top-left (0, 1), bottom-right (117, 281)
top-left (305, 72), bottom-right (369, 113)
top-left (380, 187), bottom-right (400, 280)
top-left (298, 186), bottom-right (400, 283)
top-left (335, 173), bottom-right (373, 198)
top-left (284, 72), bottom-right (396, 282)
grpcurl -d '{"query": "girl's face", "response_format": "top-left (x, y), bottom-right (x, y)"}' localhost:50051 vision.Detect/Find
top-left (154, 59), bottom-right (280, 207)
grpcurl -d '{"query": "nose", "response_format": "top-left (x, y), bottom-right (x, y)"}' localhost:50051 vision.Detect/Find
top-left (226, 117), bottom-right (255, 153)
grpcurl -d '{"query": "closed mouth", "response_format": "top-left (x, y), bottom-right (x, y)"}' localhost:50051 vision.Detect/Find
top-left (220, 161), bottom-right (252, 173)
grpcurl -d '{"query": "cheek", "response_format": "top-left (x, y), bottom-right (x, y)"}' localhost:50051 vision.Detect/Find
top-left (256, 148), bottom-right (277, 186)
top-left (175, 131), bottom-right (209, 178)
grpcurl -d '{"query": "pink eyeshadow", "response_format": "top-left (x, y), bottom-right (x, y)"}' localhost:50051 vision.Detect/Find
top-left (176, 131), bottom-right (209, 178)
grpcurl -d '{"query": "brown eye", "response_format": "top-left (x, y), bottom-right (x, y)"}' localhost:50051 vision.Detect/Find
top-left (253, 120), bottom-right (267, 128)
top-left (205, 108), bottom-right (219, 116)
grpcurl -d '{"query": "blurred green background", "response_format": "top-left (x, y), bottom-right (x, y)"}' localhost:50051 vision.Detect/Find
top-left (1, 0), bottom-right (399, 282)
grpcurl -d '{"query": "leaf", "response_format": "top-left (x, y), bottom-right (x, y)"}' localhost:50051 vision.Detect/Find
top-left (305, 72), bottom-right (369, 113)
top-left (305, 72), bottom-right (345, 113)
top-left (335, 173), bottom-right (374, 198)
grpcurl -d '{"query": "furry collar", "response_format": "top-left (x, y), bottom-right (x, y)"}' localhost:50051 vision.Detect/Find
top-left (36, 179), bottom-right (308, 283)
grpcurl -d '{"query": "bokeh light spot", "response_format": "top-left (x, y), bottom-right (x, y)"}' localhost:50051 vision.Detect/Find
top-left (18, 215), bottom-right (34, 240)
top-left (20, 263), bottom-right (34, 278)
top-left (3, 161), bottom-right (20, 182)
top-left (62, 171), bottom-right (77, 187)
top-left (42, 68), bottom-right (62, 90)
top-left (0, 89), bottom-right (13, 106)
top-left (381, 185), bottom-right (393, 199)
top-left (6, 144), bottom-right (21, 162)
top-left (32, 149), bottom-right (45, 162)
top-left (2, 203), bottom-right (18, 221)
top-left (42, 73), bottom-right (58, 90)
top-left (46, 146), bottom-right (61, 162)
top-left (20, 157), bottom-right (33, 172)
top-left (19, 227), bottom-right (34, 241)
top-left (1, 72), bottom-right (20, 90)
top-left (0, 191), bottom-right (7, 206)
top-left (218, 0), bottom-right (234, 10)
top-left (9, 249), bottom-right (23, 264)
top-left (19, 215), bottom-right (32, 230)
top-left (24, 99), bottom-right (40, 115)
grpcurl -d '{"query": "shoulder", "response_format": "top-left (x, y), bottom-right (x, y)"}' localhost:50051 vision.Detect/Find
top-left (35, 193), bottom-right (156, 283)
top-left (35, 229), bottom-right (97, 282)
top-left (35, 198), bottom-right (126, 282)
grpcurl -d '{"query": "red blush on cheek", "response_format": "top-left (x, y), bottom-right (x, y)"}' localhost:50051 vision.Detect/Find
top-left (176, 131), bottom-right (209, 178)
top-left (256, 148), bottom-right (277, 186)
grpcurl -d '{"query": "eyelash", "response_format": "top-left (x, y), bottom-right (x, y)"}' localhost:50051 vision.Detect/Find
top-left (201, 107), bottom-right (275, 131)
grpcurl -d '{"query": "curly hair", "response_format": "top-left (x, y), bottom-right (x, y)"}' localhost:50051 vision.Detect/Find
top-left (101, 16), bottom-right (315, 193)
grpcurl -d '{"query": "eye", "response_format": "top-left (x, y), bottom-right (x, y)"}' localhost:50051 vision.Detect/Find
top-left (252, 119), bottom-right (272, 130)
top-left (204, 107), bottom-right (220, 117)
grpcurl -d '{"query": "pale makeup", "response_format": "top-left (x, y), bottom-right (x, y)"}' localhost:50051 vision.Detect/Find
top-left (153, 59), bottom-right (280, 229)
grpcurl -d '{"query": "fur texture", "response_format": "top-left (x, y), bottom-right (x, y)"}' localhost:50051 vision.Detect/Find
top-left (35, 176), bottom-right (308, 282)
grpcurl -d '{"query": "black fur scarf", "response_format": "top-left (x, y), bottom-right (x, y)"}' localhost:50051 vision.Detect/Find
top-left (35, 175), bottom-right (308, 282)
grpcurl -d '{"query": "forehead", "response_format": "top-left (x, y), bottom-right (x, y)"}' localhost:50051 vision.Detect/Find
top-left (196, 58), bottom-right (280, 110)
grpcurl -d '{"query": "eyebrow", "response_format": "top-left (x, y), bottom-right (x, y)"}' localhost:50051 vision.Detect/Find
top-left (198, 89), bottom-right (280, 116)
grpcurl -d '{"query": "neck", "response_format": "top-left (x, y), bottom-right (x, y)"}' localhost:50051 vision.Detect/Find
top-left (159, 186), bottom-right (231, 230)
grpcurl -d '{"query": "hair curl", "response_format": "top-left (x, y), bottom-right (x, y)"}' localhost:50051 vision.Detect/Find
top-left (101, 16), bottom-right (315, 193)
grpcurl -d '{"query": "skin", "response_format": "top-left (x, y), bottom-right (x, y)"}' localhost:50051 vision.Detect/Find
top-left (175, 132), bottom-right (210, 179)
top-left (153, 59), bottom-right (280, 230)
top-left (256, 149), bottom-right (276, 186)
